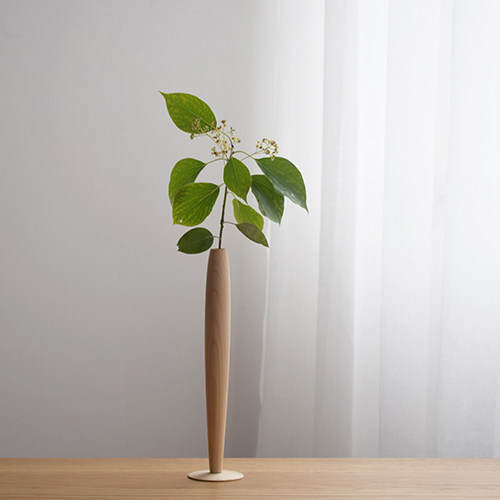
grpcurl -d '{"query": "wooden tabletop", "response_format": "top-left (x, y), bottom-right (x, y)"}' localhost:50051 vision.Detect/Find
top-left (1, 458), bottom-right (499, 499)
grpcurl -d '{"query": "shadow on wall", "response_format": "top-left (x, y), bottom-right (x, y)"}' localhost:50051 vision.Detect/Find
top-left (225, 236), bottom-right (268, 458)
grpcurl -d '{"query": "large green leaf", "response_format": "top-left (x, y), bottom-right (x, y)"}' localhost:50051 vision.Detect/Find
top-left (236, 223), bottom-right (269, 247)
top-left (160, 92), bottom-right (216, 134)
top-left (172, 183), bottom-right (220, 226)
top-left (168, 158), bottom-right (206, 204)
top-left (177, 227), bottom-right (214, 254)
top-left (224, 157), bottom-right (251, 201)
top-left (250, 175), bottom-right (284, 223)
top-left (232, 199), bottom-right (264, 230)
top-left (255, 157), bottom-right (307, 210)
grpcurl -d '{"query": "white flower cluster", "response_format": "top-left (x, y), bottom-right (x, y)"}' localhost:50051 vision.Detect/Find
top-left (208, 119), bottom-right (241, 158)
top-left (189, 117), bottom-right (242, 159)
top-left (189, 117), bottom-right (212, 138)
top-left (256, 138), bottom-right (278, 159)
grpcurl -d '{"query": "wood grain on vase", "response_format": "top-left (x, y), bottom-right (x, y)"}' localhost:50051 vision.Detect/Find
top-left (204, 248), bottom-right (231, 474)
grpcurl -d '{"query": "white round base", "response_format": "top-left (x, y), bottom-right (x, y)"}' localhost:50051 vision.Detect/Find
top-left (188, 469), bottom-right (244, 482)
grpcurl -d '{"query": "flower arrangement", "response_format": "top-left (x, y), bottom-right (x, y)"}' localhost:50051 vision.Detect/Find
top-left (161, 92), bottom-right (307, 253)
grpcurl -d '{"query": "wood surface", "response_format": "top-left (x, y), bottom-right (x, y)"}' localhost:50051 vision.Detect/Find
top-left (1, 458), bottom-right (499, 499)
top-left (203, 249), bottom-right (231, 474)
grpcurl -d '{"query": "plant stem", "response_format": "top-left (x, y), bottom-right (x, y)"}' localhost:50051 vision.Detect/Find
top-left (233, 150), bottom-right (260, 161)
top-left (218, 186), bottom-right (229, 249)
top-left (204, 157), bottom-right (225, 166)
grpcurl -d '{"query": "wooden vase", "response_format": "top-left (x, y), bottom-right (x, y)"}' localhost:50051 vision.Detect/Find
top-left (188, 249), bottom-right (244, 482)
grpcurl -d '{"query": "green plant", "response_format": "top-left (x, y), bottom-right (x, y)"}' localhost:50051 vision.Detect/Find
top-left (161, 92), bottom-right (307, 254)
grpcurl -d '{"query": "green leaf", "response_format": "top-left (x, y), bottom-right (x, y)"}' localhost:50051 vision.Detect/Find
top-left (160, 92), bottom-right (216, 134)
top-left (177, 227), bottom-right (214, 254)
top-left (236, 223), bottom-right (269, 247)
top-left (173, 183), bottom-right (220, 226)
top-left (223, 157), bottom-right (251, 201)
top-left (255, 157), bottom-right (308, 210)
top-left (168, 158), bottom-right (206, 204)
top-left (232, 199), bottom-right (264, 230)
top-left (250, 175), bottom-right (284, 223)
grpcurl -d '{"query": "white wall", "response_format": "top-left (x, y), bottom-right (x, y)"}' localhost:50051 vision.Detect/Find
top-left (0, 0), bottom-right (277, 457)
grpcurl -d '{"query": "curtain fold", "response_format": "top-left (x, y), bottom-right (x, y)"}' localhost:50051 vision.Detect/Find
top-left (256, 0), bottom-right (500, 458)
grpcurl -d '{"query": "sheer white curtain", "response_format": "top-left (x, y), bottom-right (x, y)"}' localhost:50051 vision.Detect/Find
top-left (256, 0), bottom-right (500, 457)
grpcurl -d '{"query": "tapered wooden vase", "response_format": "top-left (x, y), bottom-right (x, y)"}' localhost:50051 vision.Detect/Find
top-left (188, 249), bottom-right (244, 482)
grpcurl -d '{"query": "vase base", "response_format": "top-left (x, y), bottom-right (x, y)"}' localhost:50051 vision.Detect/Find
top-left (188, 469), bottom-right (244, 482)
